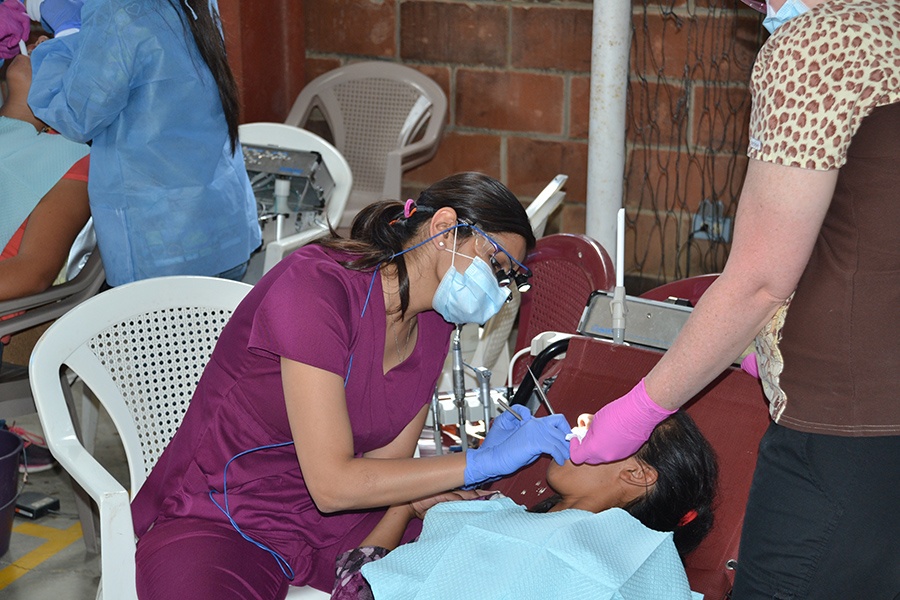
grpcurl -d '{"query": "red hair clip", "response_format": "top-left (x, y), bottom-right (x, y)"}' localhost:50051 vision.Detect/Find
top-left (678, 509), bottom-right (698, 527)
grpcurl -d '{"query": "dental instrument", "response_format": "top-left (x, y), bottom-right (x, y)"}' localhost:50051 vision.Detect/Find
top-left (19, 40), bottom-right (27, 56)
top-left (495, 397), bottom-right (524, 421)
top-left (527, 366), bottom-right (555, 415)
top-left (451, 325), bottom-right (470, 450)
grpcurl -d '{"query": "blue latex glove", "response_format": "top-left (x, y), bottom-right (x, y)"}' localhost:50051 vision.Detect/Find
top-left (480, 404), bottom-right (532, 450)
top-left (37, 0), bottom-right (81, 36)
top-left (0, 0), bottom-right (30, 60)
top-left (464, 413), bottom-right (571, 488)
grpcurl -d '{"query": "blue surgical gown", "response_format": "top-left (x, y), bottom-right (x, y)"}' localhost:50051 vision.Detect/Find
top-left (28, 0), bottom-right (261, 286)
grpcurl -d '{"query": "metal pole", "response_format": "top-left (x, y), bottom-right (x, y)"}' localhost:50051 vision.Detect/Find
top-left (586, 0), bottom-right (632, 266)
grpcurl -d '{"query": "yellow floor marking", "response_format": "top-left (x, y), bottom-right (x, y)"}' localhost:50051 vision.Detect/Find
top-left (0, 522), bottom-right (83, 589)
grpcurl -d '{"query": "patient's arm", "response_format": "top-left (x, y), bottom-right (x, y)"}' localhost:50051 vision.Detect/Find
top-left (0, 176), bottom-right (90, 301)
top-left (331, 490), bottom-right (487, 600)
top-left (360, 489), bottom-right (485, 551)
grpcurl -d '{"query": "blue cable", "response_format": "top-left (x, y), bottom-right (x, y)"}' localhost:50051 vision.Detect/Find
top-left (211, 222), bottom-right (473, 578)
top-left (208, 441), bottom-right (296, 580)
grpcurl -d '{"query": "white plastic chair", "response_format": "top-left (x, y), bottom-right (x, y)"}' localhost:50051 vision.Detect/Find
top-left (239, 122), bottom-right (352, 275)
top-left (285, 61), bottom-right (447, 227)
top-left (28, 276), bottom-right (328, 600)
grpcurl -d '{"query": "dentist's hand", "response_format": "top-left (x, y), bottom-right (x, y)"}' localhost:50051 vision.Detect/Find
top-left (480, 404), bottom-right (531, 450)
top-left (35, 0), bottom-right (81, 36)
top-left (569, 378), bottom-right (676, 465)
top-left (464, 413), bottom-right (571, 487)
top-left (0, 0), bottom-right (30, 60)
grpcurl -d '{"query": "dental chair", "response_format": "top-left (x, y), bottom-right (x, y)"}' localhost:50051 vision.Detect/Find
top-left (27, 276), bottom-right (328, 599)
top-left (285, 61), bottom-right (447, 227)
top-left (488, 335), bottom-right (770, 600)
top-left (508, 234), bottom-right (616, 385)
top-left (640, 273), bottom-right (719, 307)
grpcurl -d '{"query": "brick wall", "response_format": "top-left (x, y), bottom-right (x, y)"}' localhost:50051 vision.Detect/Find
top-left (302, 0), bottom-right (765, 284)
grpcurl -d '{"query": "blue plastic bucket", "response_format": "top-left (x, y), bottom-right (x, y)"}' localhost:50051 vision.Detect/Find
top-left (0, 430), bottom-right (23, 556)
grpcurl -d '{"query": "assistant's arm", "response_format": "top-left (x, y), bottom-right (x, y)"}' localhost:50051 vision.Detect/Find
top-left (0, 175), bottom-right (90, 300)
top-left (645, 159), bottom-right (837, 407)
top-left (570, 159), bottom-right (837, 464)
top-left (28, 10), bottom-right (132, 141)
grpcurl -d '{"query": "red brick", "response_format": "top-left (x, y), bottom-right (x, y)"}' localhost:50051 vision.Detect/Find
top-left (303, 0), bottom-right (395, 57)
top-left (691, 84), bottom-right (752, 151)
top-left (625, 148), bottom-right (748, 214)
top-left (626, 80), bottom-right (689, 147)
top-left (457, 70), bottom-right (564, 135)
top-left (511, 6), bottom-right (592, 72)
top-left (400, 2), bottom-right (507, 66)
top-left (508, 137), bottom-right (588, 202)
top-left (304, 58), bottom-right (342, 87)
top-left (405, 132), bottom-right (503, 186)
top-left (631, 12), bottom-right (763, 83)
top-left (570, 76), bottom-right (590, 139)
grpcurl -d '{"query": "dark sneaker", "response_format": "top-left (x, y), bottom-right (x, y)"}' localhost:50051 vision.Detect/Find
top-left (0, 421), bottom-right (57, 473)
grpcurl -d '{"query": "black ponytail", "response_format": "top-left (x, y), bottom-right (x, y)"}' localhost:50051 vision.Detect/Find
top-left (319, 172), bottom-right (535, 319)
top-left (627, 412), bottom-right (719, 557)
top-left (170, 0), bottom-right (240, 154)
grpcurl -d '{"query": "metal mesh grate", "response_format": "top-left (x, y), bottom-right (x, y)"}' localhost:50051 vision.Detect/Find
top-left (86, 306), bottom-right (233, 473)
top-left (626, 0), bottom-right (765, 289)
top-left (334, 78), bottom-right (422, 194)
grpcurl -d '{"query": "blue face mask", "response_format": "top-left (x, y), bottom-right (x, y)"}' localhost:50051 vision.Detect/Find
top-left (763, 0), bottom-right (809, 34)
top-left (432, 232), bottom-right (510, 325)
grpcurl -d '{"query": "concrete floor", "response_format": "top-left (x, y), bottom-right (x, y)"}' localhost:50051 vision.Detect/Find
top-left (0, 408), bottom-right (127, 600)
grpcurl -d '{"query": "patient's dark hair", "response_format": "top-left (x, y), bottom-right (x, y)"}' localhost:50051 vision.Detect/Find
top-left (531, 411), bottom-right (718, 557)
top-left (628, 411), bottom-right (719, 556)
top-left (319, 172), bottom-right (536, 318)
top-left (168, 0), bottom-right (240, 154)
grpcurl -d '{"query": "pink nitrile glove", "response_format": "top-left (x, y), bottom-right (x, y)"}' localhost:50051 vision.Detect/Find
top-left (0, 0), bottom-right (30, 60)
top-left (569, 378), bottom-right (676, 465)
top-left (740, 353), bottom-right (760, 379)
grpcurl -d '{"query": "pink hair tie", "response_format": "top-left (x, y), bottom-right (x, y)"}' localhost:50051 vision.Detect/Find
top-left (404, 199), bottom-right (417, 219)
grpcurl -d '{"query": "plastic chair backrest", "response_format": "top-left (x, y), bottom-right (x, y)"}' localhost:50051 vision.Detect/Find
top-left (28, 276), bottom-right (251, 600)
top-left (640, 274), bottom-right (719, 307)
top-left (525, 174), bottom-right (567, 238)
top-left (488, 336), bottom-right (770, 600)
top-left (238, 122), bottom-right (353, 273)
top-left (285, 61), bottom-right (447, 227)
top-left (513, 235), bottom-right (615, 372)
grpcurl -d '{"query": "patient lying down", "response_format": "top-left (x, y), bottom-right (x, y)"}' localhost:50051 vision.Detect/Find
top-left (331, 411), bottom-right (718, 600)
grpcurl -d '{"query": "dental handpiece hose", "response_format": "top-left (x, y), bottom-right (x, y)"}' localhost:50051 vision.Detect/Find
top-left (451, 325), bottom-right (468, 452)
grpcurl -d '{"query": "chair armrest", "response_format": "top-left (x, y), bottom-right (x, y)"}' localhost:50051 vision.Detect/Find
top-left (0, 253), bottom-right (105, 337)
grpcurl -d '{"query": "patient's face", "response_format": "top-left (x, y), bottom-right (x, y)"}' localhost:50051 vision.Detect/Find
top-left (545, 413), bottom-right (650, 512)
top-left (5, 37), bottom-right (47, 97)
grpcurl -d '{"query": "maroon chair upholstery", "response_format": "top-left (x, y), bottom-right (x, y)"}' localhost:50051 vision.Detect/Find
top-left (640, 273), bottom-right (719, 307)
top-left (511, 234), bottom-right (615, 382)
top-left (488, 336), bottom-right (770, 600)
